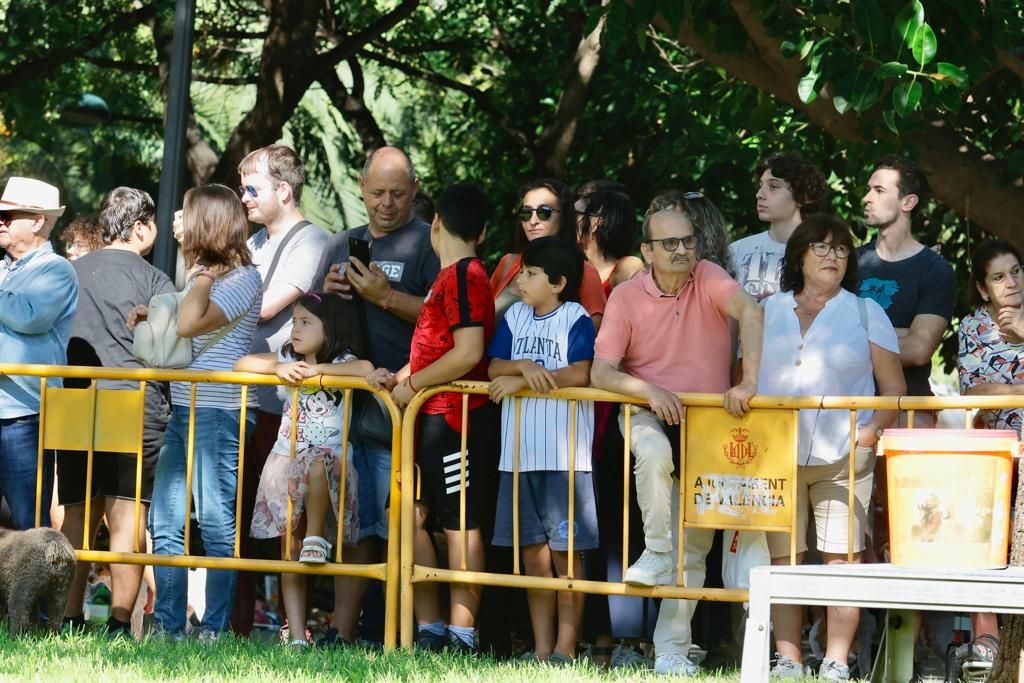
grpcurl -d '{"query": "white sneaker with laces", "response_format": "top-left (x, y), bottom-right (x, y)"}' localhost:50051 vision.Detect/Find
top-left (769, 653), bottom-right (806, 678)
top-left (654, 652), bottom-right (699, 676)
top-left (623, 548), bottom-right (674, 586)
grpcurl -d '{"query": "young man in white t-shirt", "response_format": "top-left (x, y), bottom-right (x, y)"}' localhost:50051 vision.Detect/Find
top-left (487, 236), bottom-right (597, 664)
top-left (730, 152), bottom-right (828, 301)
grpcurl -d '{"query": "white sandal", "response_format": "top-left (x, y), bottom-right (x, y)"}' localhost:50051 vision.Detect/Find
top-left (298, 535), bottom-right (332, 564)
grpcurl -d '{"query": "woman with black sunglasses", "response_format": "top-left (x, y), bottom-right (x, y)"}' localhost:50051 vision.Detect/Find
top-left (489, 178), bottom-right (607, 327)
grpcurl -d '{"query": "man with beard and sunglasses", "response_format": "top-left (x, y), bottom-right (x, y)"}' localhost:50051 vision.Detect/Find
top-left (591, 209), bottom-right (764, 676)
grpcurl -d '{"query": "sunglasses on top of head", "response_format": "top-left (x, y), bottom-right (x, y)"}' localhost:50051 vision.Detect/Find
top-left (517, 205), bottom-right (560, 222)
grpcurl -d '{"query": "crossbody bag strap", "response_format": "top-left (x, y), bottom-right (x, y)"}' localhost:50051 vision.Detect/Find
top-left (261, 220), bottom-right (311, 292)
top-left (194, 304), bottom-right (247, 358)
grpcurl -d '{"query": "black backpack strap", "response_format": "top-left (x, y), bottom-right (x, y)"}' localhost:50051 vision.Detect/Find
top-left (261, 220), bottom-right (312, 292)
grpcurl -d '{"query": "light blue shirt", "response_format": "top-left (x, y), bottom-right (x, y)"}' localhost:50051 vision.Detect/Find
top-left (0, 242), bottom-right (79, 418)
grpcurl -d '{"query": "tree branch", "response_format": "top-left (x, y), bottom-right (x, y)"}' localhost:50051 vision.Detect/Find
top-left (0, 3), bottom-right (158, 91)
top-left (656, 0), bottom-right (1024, 245)
top-left (534, 11), bottom-right (607, 176)
top-left (314, 0), bottom-right (420, 75)
top-left (359, 47), bottom-right (530, 149)
top-left (318, 66), bottom-right (387, 154)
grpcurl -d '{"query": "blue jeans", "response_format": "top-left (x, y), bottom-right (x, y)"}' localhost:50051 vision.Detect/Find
top-left (0, 414), bottom-right (52, 529)
top-left (352, 437), bottom-right (394, 541)
top-left (150, 406), bottom-right (255, 634)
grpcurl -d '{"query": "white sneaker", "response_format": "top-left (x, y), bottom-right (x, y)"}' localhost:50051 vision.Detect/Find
top-left (654, 652), bottom-right (699, 676)
top-left (818, 657), bottom-right (850, 680)
top-left (769, 653), bottom-right (806, 678)
top-left (610, 643), bottom-right (653, 669)
top-left (623, 548), bottom-right (674, 586)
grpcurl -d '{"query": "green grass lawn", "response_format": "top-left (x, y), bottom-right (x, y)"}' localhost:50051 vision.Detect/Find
top-left (0, 629), bottom-right (747, 682)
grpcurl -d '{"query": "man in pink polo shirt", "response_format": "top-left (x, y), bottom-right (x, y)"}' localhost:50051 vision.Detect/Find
top-left (591, 209), bottom-right (764, 676)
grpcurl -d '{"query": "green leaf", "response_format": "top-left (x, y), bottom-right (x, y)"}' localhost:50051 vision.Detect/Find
top-left (893, 0), bottom-right (924, 50)
top-left (875, 61), bottom-right (908, 79)
top-left (934, 82), bottom-right (963, 113)
top-left (851, 69), bottom-right (882, 112)
top-left (936, 62), bottom-right (968, 88)
top-left (883, 110), bottom-right (899, 134)
top-left (892, 80), bottom-right (923, 116)
top-left (799, 39), bottom-right (816, 61)
top-left (911, 24), bottom-right (937, 66)
top-left (853, 1), bottom-right (885, 50)
top-left (798, 71), bottom-right (819, 104)
top-left (832, 95), bottom-right (851, 115)
top-left (781, 40), bottom-right (798, 59)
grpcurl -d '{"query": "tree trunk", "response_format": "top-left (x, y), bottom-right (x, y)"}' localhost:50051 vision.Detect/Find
top-left (319, 62), bottom-right (387, 156)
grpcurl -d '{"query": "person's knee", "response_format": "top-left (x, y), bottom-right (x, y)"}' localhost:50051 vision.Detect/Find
top-left (633, 436), bottom-right (673, 475)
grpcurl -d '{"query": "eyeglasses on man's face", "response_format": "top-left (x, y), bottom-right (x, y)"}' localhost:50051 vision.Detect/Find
top-left (517, 205), bottom-right (559, 222)
top-left (239, 185), bottom-right (260, 199)
top-left (645, 234), bottom-right (698, 252)
top-left (809, 241), bottom-right (850, 259)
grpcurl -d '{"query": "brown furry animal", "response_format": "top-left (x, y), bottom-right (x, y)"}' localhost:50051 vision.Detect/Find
top-left (0, 527), bottom-right (76, 635)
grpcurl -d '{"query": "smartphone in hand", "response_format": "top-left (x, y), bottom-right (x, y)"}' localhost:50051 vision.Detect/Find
top-left (348, 237), bottom-right (372, 270)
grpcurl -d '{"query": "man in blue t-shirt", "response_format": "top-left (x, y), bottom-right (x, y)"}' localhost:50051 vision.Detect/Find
top-left (858, 155), bottom-right (954, 410)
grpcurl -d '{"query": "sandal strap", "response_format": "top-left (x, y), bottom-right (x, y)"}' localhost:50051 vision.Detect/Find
top-left (302, 535), bottom-right (333, 551)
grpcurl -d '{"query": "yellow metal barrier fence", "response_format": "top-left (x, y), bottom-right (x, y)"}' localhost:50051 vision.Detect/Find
top-left (397, 382), bottom-right (1004, 649)
top-left (0, 363), bottom-right (403, 649)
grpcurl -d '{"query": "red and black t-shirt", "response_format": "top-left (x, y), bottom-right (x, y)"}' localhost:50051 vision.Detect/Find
top-left (410, 257), bottom-right (495, 426)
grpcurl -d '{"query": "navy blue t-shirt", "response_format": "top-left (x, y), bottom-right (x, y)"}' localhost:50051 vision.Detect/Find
top-left (857, 242), bottom-right (954, 396)
top-left (314, 218), bottom-right (440, 372)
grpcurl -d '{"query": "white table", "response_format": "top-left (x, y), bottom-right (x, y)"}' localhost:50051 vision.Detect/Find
top-left (740, 563), bottom-right (1024, 682)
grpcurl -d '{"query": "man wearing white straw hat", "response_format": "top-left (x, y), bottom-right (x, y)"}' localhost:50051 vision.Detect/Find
top-left (0, 176), bottom-right (79, 530)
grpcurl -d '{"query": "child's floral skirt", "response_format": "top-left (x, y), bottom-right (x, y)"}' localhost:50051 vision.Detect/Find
top-left (250, 444), bottom-right (359, 547)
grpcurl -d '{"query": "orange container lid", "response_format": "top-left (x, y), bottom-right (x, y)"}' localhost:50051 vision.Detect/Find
top-left (880, 428), bottom-right (1019, 457)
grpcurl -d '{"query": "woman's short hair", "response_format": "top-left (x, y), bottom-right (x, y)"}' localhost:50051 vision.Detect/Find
top-left (515, 178), bottom-right (576, 252)
top-left (779, 214), bottom-right (859, 294)
top-left (61, 215), bottom-right (103, 253)
top-left (970, 239), bottom-right (1023, 308)
top-left (580, 189), bottom-right (637, 261)
top-left (181, 184), bottom-right (253, 270)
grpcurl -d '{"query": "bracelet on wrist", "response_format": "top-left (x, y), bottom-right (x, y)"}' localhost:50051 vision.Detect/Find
top-left (382, 288), bottom-right (395, 311)
top-left (196, 270), bottom-right (216, 283)
top-left (407, 374), bottom-right (418, 392)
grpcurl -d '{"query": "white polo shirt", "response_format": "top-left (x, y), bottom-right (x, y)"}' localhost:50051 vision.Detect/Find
top-left (758, 288), bottom-right (899, 466)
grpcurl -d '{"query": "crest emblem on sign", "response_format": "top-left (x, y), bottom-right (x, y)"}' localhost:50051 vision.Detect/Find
top-left (722, 427), bottom-right (759, 468)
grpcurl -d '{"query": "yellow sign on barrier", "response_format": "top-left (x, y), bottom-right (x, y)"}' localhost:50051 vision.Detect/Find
top-left (684, 407), bottom-right (796, 529)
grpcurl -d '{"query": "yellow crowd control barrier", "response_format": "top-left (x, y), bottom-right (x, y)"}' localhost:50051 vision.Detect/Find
top-left (397, 382), bottom-right (1002, 648)
top-left (0, 363), bottom-right (403, 650)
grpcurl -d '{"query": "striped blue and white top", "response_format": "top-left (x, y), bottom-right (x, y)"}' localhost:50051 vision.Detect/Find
top-left (170, 265), bottom-right (262, 410)
top-left (488, 301), bottom-right (596, 472)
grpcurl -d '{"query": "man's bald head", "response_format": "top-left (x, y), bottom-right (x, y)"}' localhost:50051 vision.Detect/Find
top-left (359, 146), bottom-right (420, 235)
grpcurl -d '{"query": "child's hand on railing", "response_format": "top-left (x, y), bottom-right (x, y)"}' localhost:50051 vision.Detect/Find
top-left (276, 361), bottom-right (311, 384)
top-left (489, 376), bottom-right (527, 403)
top-left (518, 360), bottom-right (557, 393)
top-left (367, 367), bottom-right (396, 392)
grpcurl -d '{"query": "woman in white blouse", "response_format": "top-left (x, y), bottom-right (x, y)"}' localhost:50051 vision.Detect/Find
top-left (758, 214), bottom-right (905, 680)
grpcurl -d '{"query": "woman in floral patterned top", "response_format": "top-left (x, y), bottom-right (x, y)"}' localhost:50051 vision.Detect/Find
top-left (958, 239), bottom-right (1024, 438)
top-left (956, 238), bottom-right (1022, 669)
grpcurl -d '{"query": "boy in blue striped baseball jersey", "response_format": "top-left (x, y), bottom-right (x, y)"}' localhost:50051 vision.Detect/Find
top-left (487, 236), bottom-right (598, 663)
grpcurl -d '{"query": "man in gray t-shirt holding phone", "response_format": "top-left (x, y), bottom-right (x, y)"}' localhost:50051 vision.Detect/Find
top-left (312, 145), bottom-right (439, 646)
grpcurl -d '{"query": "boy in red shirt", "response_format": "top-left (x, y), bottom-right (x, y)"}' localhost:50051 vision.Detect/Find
top-left (372, 182), bottom-right (495, 652)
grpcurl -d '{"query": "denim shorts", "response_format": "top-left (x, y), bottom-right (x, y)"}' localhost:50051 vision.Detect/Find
top-left (492, 470), bottom-right (599, 551)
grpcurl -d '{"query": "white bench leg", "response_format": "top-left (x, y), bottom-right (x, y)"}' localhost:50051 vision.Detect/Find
top-left (740, 566), bottom-right (772, 682)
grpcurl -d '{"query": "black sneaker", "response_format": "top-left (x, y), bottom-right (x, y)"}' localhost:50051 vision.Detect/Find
top-left (62, 615), bottom-right (88, 633)
top-left (315, 627), bottom-right (352, 648)
top-left (415, 628), bottom-right (448, 652)
top-left (445, 629), bottom-right (478, 654)
top-left (105, 617), bottom-right (133, 640)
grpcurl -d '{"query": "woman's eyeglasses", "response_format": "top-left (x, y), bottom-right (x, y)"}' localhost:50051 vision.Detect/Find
top-left (517, 205), bottom-right (559, 222)
top-left (809, 241), bottom-right (850, 259)
top-left (645, 235), bottom-right (698, 252)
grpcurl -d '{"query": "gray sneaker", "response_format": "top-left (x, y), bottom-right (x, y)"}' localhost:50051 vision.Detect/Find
top-left (818, 657), bottom-right (850, 681)
top-left (654, 652), bottom-right (699, 676)
top-left (610, 643), bottom-right (653, 669)
top-left (770, 653), bottom-right (806, 678)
